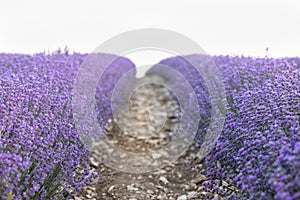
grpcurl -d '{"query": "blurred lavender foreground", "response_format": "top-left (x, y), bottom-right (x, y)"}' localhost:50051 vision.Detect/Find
top-left (0, 52), bottom-right (300, 200)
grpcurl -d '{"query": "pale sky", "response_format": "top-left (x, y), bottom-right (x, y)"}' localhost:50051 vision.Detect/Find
top-left (1, 0), bottom-right (299, 61)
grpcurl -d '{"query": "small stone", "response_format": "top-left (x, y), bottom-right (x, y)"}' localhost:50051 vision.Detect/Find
top-left (187, 191), bottom-right (197, 198)
top-left (180, 184), bottom-right (190, 190)
top-left (222, 180), bottom-right (229, 187)
top-left (152, 152), bottom-right (162, 159)
top-left (175, 171), bottom-right (182, 178)
top-left (158, 170), bottom-right (167, 174)
top-left (105, 122), bottom-right (113, 132)
top-left (147, 189), bottom-right (154, 194)
top-left (177, 195), bottom-right (187, 200)
top-left (192, 175), bottom-right (208, 185)
top-left (89, 158), bottom-right (99, 168)
top-left (107, 185), bottom-right (114, 193)
top-left (157, 194), bottom-right (168, 200)
top-left (156, 185), bottom-right (164, 190)
top-left (127, 184), bottom-right (138, 191)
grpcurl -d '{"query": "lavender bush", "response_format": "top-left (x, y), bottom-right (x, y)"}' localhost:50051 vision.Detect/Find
top-left (157, 55), bottom-right (300, 200)
top-left (0, 51), bottom-right (133, 199)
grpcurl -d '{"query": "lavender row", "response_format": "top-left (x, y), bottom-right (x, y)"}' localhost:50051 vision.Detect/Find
top-left (157, 55), bottom-right (300, 200)
top-left (0, 52), bottom-right (133, 199)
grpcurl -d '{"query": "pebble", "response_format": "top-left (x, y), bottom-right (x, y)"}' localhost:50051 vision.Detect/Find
top-left (157, 194), bottom-right (167, 200)
top-left (89, 158), bottom-right (99, 168)
top-left (159, 176), bottom-right (169, 185)
top-left (127, 184), bottom-right (138, 191)
top-left (107, 185), bottom-right (114, 193)
top-left (147, 189), bottom-right (155, 194)
top-left (187, 191), bottom-right (197, 198)
top-left (192, 175), bottom-right (208, 185)
top-left (177, 194), bottom-right (187, 200)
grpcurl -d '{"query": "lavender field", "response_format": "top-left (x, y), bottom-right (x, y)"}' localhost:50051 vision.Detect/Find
top-left (0, 52), bottom-right (299, 200)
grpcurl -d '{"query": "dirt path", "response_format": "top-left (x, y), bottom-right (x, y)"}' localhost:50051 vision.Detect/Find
top-left (72, 76), bottom-right (237, 200)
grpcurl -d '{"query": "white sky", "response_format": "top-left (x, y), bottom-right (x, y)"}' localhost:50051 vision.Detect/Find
top-left (1, 0), bottom-right (300, 61)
